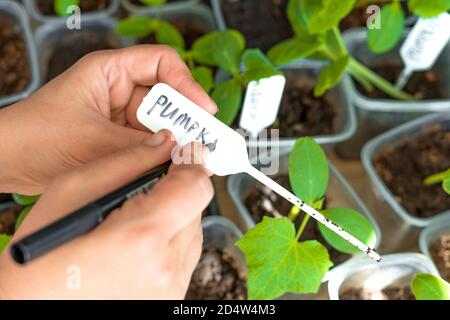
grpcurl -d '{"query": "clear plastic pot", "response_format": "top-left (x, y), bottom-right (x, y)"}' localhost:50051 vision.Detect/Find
top-left (337, 28), bottom-right (450, 158)
top-left (419, 213), bottom-right (450, 281)
top-left (362, 113), bottom-right (450, 228)
top-left (328, 253), bottom-right (439, 300)
top-left (227, 149), bottom-right (382, 282)
top-left (216, 59), bottom-right (356, 150)
top-left (0, 1), bottom-right (40, 108)
top-left (34, 18), bottom-right (127, 85)
top-left (23, 0), bottom-right (120, 24)
top-left (121, 0), bottom-right (200, 15)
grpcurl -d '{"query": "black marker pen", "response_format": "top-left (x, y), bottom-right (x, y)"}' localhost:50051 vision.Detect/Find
top-left (10, 161), bottom-right (172, 265)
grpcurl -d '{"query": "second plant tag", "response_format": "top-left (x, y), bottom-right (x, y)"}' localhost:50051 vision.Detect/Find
top-left (239, 75), bottom-right (286, 138)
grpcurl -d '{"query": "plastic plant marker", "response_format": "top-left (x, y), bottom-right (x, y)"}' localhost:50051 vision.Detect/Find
top-left (396, 12), bottom-right (450, 89)
top-left (136, 83), bottom-right (381, 261)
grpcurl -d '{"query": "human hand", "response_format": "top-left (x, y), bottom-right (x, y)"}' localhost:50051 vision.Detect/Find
top-left (0, 135), bottom-right (213, 299)
top-left (0, 45), bottom-right (216, 194)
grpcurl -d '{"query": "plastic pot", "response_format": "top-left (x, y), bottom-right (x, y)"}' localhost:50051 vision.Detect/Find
top-left (34, 18), bottom-right (127, 85)
top-left (216, 60), bottom-right (356, 150)
top-left (337, 28), bottom-right (450, 158)
top-left (362, 113), bottom-right (450, 228)
top-left (121, 0), bottom-right (200, 15)
top-left (419, 214), bottom-right (450, 281)
top-left (23, 0), bottom-right (119, 24)
top-left (0, 1), bottom-right (40, 109)
top-left (227, 149), bottom-right (382, 282)
top-left (328, 253), bottom-right (439, 300)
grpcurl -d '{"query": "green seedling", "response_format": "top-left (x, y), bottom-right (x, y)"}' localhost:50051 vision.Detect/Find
top-left (267, 0), bottom-right (413, 100)
top-left (412, 273), bottom-right (450, 300)
top-left (54, 0), bottom-right (80, 16)
top-left (365, 0), bottom-right (450, 54)
top-left (116, 17), bottom-right (280, 125)
top-left (138, 0), bottom-right (167, 6)
top-left (424, 168), bottom-right (450, 195)
top-left (0, 194), bottom-right (40, 253)
top-left (236, 137), bottom-right (377, 300)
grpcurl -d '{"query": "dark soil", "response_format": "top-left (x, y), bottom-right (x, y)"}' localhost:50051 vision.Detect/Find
top-left (0, 19), bottom-right (30, 98)
top-left (374, 125), bottom-right (450, 218)
top-left (355, 62), bottom-right (447, 100)
top-left (0, 205), bottom-right (21, 235)
top-left (340, 1), bottom-right (412, 31)
top-left (431, 233), bottom-right (450, 282)
top-left (243, 175), bottom-right (351, 265)
top-left (340, 286), bottom-right (415, 300)
top-left (219, 0), bottom-right (293, 52)
top-left (45, 31), bottom-right (120, 81)
top-left (36, 0), bottom-right (110, 15)
top-left (138, 19), bottom-right (208, 50)
top-left (269, 74), bottom-right (336, 138)
top-left (186, 245), bottom-right (247, 300)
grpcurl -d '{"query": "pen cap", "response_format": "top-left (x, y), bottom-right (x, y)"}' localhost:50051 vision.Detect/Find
top-left (137, 83), bottom-right (249, 176)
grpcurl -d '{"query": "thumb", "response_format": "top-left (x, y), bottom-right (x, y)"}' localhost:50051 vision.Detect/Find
top-left (16, 130), bottom-right (175, 236)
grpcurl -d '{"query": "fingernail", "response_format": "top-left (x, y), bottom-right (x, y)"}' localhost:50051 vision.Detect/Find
top-left (145, 130), bottom-right (168, 147)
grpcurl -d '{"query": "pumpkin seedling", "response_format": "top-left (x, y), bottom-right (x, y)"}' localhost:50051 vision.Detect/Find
top-left (267, 0), bottom-right (413, 100)
top-left (366, 0), bottom-right (450, 54)
top-left (236, 137), bottom-right (377, 300)
top-left (412, 273), bottom-right (450, 300)
top-left (424, 168), bottom-right (450, 195)
top-left (0, 194), bottom-right (39, 253)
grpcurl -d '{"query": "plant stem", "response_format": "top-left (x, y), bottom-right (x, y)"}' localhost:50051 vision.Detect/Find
top-left (347, 57), bottom-right (413, 100)
top-left (295, 214), bottom-right (311, 241)
top-left (288, 205), bottom-right (301, 222)
top-left (423, 169), bottom-right (449, 185)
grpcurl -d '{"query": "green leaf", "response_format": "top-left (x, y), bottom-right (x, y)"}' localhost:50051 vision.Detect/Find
top-left (12, 194), bottom-right (39, 206)
top-left (368, 2), bottom-right (405, 54)
top-left (54, 0), bottom-right (80, 16)
top-left (191, 33), bottom-right (219, 66)
top-left (289, 137), bottom-right (329, 205)
top-left (443, 177), bottom-right (450, 195)
top-left (318, 208), bottom-right (377, 254)
top-left (192, 66), bottom-right (214, 93)
top-left (140, 0), bottom-right (167, 6)
top-left (412, 274), bottom-right (450, 300)
top-left (241, 49), bottom-right (281, 84)
top-left (308, 0), bottom-right (357, 34)
top-left (155, 20), bottom-right (185, 50)
top-left (115, 17), bottom-right (155, 38)
top-left (211, 79), bottom-right (242, 125)
top-left (287, 0), bottom-right (322, 35)
top-left (212, 31), bottom-right (244, 75)
top-left (236, 217), bottom-right (333, 300)
top-left (267, 36), bottom-right (321, 66)
top-left (15, 206), bottom-right (33, 232)
top-left (0, 234), bottom-right (11, 253)
top-left (314, 55), bottom-right (349, 97)
top-left (409, 0), bottom-right (450, 18)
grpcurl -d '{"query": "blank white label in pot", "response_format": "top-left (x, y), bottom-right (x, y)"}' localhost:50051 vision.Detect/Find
top-left (239, 75), bottom-right (286, 138)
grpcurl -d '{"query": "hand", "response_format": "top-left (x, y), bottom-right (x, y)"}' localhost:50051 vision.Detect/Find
top-left (0, 45), bottom-right (216, 194)
top-left (0, 137), bottom-right (213, 299)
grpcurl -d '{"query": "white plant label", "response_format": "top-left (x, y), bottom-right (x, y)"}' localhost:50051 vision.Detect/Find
top-left (396, 12), bottom-right (450, 88)
top-left (136, 83), bottom-right (381, 262)
top-left (239, 75), bottom-right (286, 138)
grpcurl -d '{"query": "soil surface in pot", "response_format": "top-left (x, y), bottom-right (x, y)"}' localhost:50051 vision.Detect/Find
top-left (355, 62), bottom-right (447, 100)
top-left (138, 19), bottom-right (208, 50)
top-left (186, 245), bottom-right (247, 300)
top-left (36, 0), bottom-right (111, 15)
top-left (243, 175), bottom-right (351, 265)
top-left (374, 125), bottom-right (450, 218)
top-left (269, 74), bottom-right (336, 138)
top-left (219, 0), bottom-right (293, 52)
top-left (431, 233), bottom-right (450, 282)
top-left (340, 1), bottom-right (411, 31)
top-left (340, 286), bottom-right (415, 300)
top-left (0, 205), bottom-right (21, 235)
top-left (0, 19), bottom-right (30, 98)
top-left (45, 31), bottom-right (120, 82)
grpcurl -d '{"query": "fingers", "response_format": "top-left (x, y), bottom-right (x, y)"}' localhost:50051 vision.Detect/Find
top-left (16, 130), bottom-right (175, 235)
